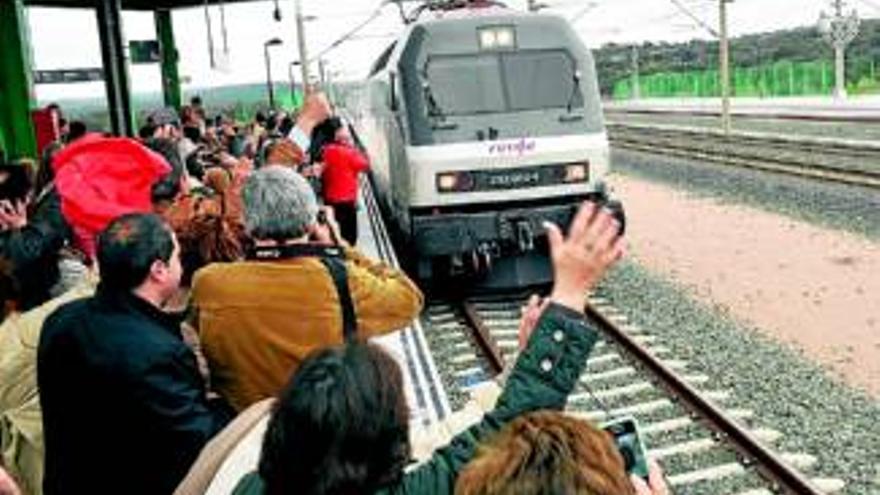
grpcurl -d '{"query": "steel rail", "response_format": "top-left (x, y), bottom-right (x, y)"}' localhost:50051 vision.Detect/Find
top-left (609, 122), bottom-right (880, 154)
top-left (458, 300), bottom-right (507, 376)
top-left (585, 303), bottom-right (825, 495)
top-left (605, 106), bottom-right (880, 124)
top-left (613, 139), bottom-right (880, 189)
top-left (608, 125), bottom-right (880, 189)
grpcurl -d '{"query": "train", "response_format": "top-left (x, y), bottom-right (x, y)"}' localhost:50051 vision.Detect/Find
top-left (347, 0), bottom-right (623, 289)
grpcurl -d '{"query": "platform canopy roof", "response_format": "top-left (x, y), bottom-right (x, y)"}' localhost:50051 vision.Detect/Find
top-left (24, 0), bottom-right (260, 10)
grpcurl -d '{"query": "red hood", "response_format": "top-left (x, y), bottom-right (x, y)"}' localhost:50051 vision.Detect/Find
top-left (53, 136), bottom-right (171, 258)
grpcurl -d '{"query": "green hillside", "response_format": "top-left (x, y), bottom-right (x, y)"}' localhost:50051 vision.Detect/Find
top-left (46, 82), bottom-right (301, 132)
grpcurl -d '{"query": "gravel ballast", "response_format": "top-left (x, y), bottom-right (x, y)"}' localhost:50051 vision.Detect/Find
top-left (596, 261), bottom-right (880, 495)
top-left (610, 148), bottom-right (880, 240)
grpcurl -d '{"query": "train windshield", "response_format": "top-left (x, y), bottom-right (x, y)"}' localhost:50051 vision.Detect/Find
top-left (424, 50), bottom-right (584, 116)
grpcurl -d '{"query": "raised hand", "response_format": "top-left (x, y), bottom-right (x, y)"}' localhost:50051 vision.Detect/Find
top-left (0, 199), bottom-right (28, 231)
top-left (544, 201), bottom-right (625, 312)
top-left (297, 92), bottom-right (333, 134)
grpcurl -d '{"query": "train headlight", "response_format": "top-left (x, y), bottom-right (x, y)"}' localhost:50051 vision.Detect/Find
top-left (478, 26), bottom-right (516, 50)
top-left (437, 172), bottom-right (475, 193)
top-left (564, 163), bottom-right (589, 183)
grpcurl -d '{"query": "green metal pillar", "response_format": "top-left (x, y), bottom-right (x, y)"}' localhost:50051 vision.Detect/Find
top-left (96, 0), bottom-right (134, 136)
top-left (155, 9), bottom-right (182, 111)
top-left (0, 0), bottom-right (37, 159)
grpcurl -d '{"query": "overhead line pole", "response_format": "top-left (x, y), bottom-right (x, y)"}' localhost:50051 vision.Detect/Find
top-left (819, 0), bottom-right (860, 100)
top-left (631, 45), bottom-right (641, 100)
top-left (719, 0), bottom-right (732, 135)
top-left (294, 0), bottom-right (312, 94)
top-left (96, 0), bottom-right (134, 136)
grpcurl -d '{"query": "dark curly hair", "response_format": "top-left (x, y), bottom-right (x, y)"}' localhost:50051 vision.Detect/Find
top-left (175, 211), bottom-right (244, 287)
top-left (259, 342), bottom-right (411, 495)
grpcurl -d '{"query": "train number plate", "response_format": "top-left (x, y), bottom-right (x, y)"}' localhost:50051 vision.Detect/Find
top-left (486, 171), bottom-right (541, 188)
top-left (474, 165), bottom-right (559, 191)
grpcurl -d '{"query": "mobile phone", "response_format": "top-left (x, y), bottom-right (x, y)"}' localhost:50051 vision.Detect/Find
top-left (601, 415), bottom-right (649, 479)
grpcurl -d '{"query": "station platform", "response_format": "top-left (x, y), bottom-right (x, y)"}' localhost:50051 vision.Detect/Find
top-left (356, 179), bottom-right (451, 430)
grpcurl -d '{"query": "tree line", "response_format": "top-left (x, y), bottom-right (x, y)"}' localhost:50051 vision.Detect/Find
top-left (593, 18), bottom-right (880, 96)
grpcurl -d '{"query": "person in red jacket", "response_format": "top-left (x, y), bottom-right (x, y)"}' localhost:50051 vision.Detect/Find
top-left (317, 118), bottom-right (368, 245)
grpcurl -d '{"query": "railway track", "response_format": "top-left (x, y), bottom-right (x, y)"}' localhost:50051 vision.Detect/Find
top-left (357, 121), bottom-right (849, 493)
top-left (607, 122), bottom-right (880, 189)
top-left (604, 107), bottom-right (880, 125)
top-left (419, 293), bottom-right (847, 495)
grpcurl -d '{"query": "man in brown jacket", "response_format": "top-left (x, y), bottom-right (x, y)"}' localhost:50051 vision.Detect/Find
top-left (191, 166), bottom-right (423, 411)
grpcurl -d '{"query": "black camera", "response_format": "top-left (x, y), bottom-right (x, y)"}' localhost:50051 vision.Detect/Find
top-left (601, 415), bottom-right (649, 478)
top-left (316, 210), bottom-right (329, 226)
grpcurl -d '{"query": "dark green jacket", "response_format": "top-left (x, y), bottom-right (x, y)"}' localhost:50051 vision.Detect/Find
top-left (232, 303), bottom-right (598, 495)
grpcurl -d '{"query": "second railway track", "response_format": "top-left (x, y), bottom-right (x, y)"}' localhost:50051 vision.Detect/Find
top-left (419, 293), bottom-right (847, 495)
top-left (607, 122), bottom-right (880, 190)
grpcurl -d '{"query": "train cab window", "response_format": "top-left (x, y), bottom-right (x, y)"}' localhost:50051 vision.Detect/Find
top-left (423, 49), bottom-right (583, 116)
top-left (425, 54), bottom-right (506, 115)
top-left (502, 51), bottom-right (583, 111)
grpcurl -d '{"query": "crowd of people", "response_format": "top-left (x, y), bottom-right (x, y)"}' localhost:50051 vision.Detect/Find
top-left (0, 93), bottom-right (668, 495)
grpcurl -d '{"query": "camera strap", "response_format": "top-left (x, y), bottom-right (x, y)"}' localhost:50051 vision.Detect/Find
top-left (246, 244), bottom-right (357, 342)
top-left (319, 256), bottom-right (357, 342)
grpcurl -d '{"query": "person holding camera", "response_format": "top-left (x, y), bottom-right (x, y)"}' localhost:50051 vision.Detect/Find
top-left (454, 409), bottom-right (669, 495)
top-left (453, 297), bottom-right (669, 495)
top-left (190, 165), bottom-right (423, 412)
top-left (311, 117), bottom-right (369, 246)
top-left (223, 201), bottom-right (625, 495)
top-left (454, 409), bottom-right (668, 494)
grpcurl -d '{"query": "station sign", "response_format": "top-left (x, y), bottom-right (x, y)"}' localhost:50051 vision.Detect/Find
top-left (33, 68), bottom-right (104, 85)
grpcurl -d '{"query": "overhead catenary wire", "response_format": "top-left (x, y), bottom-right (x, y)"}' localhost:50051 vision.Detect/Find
top-left (314, 0), bottom-right (396, 60)
top-left (569, 1), bottom-right (599, 23)
top-left (855, 0), bottom-right (880, 12)
top-left (668, 0), bottom-right (718, 37)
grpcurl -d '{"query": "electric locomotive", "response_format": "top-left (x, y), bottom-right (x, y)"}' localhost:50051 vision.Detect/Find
top-left (350, 1), bottom-right (623, 288)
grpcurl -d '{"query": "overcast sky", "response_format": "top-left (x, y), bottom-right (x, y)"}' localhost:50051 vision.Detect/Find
top-left (26, 0), bottom-right (880, 101)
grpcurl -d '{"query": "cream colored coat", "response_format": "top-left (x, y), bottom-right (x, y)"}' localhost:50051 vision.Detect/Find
top-left (0, 279), bottom-right (95, 495)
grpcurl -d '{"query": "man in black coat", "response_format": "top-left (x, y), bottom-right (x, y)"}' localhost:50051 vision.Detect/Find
top-left (0, 162), bottom-right (68, 315)
top-left (38, 213), bottom-right (233, 495)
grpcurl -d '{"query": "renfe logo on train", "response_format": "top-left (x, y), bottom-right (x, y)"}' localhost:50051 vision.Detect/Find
top-left (488, 138), bottom-right (536, 156)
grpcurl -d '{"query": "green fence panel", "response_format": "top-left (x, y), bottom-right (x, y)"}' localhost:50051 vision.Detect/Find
top-left (612, 58), bottom-right (877, 99)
